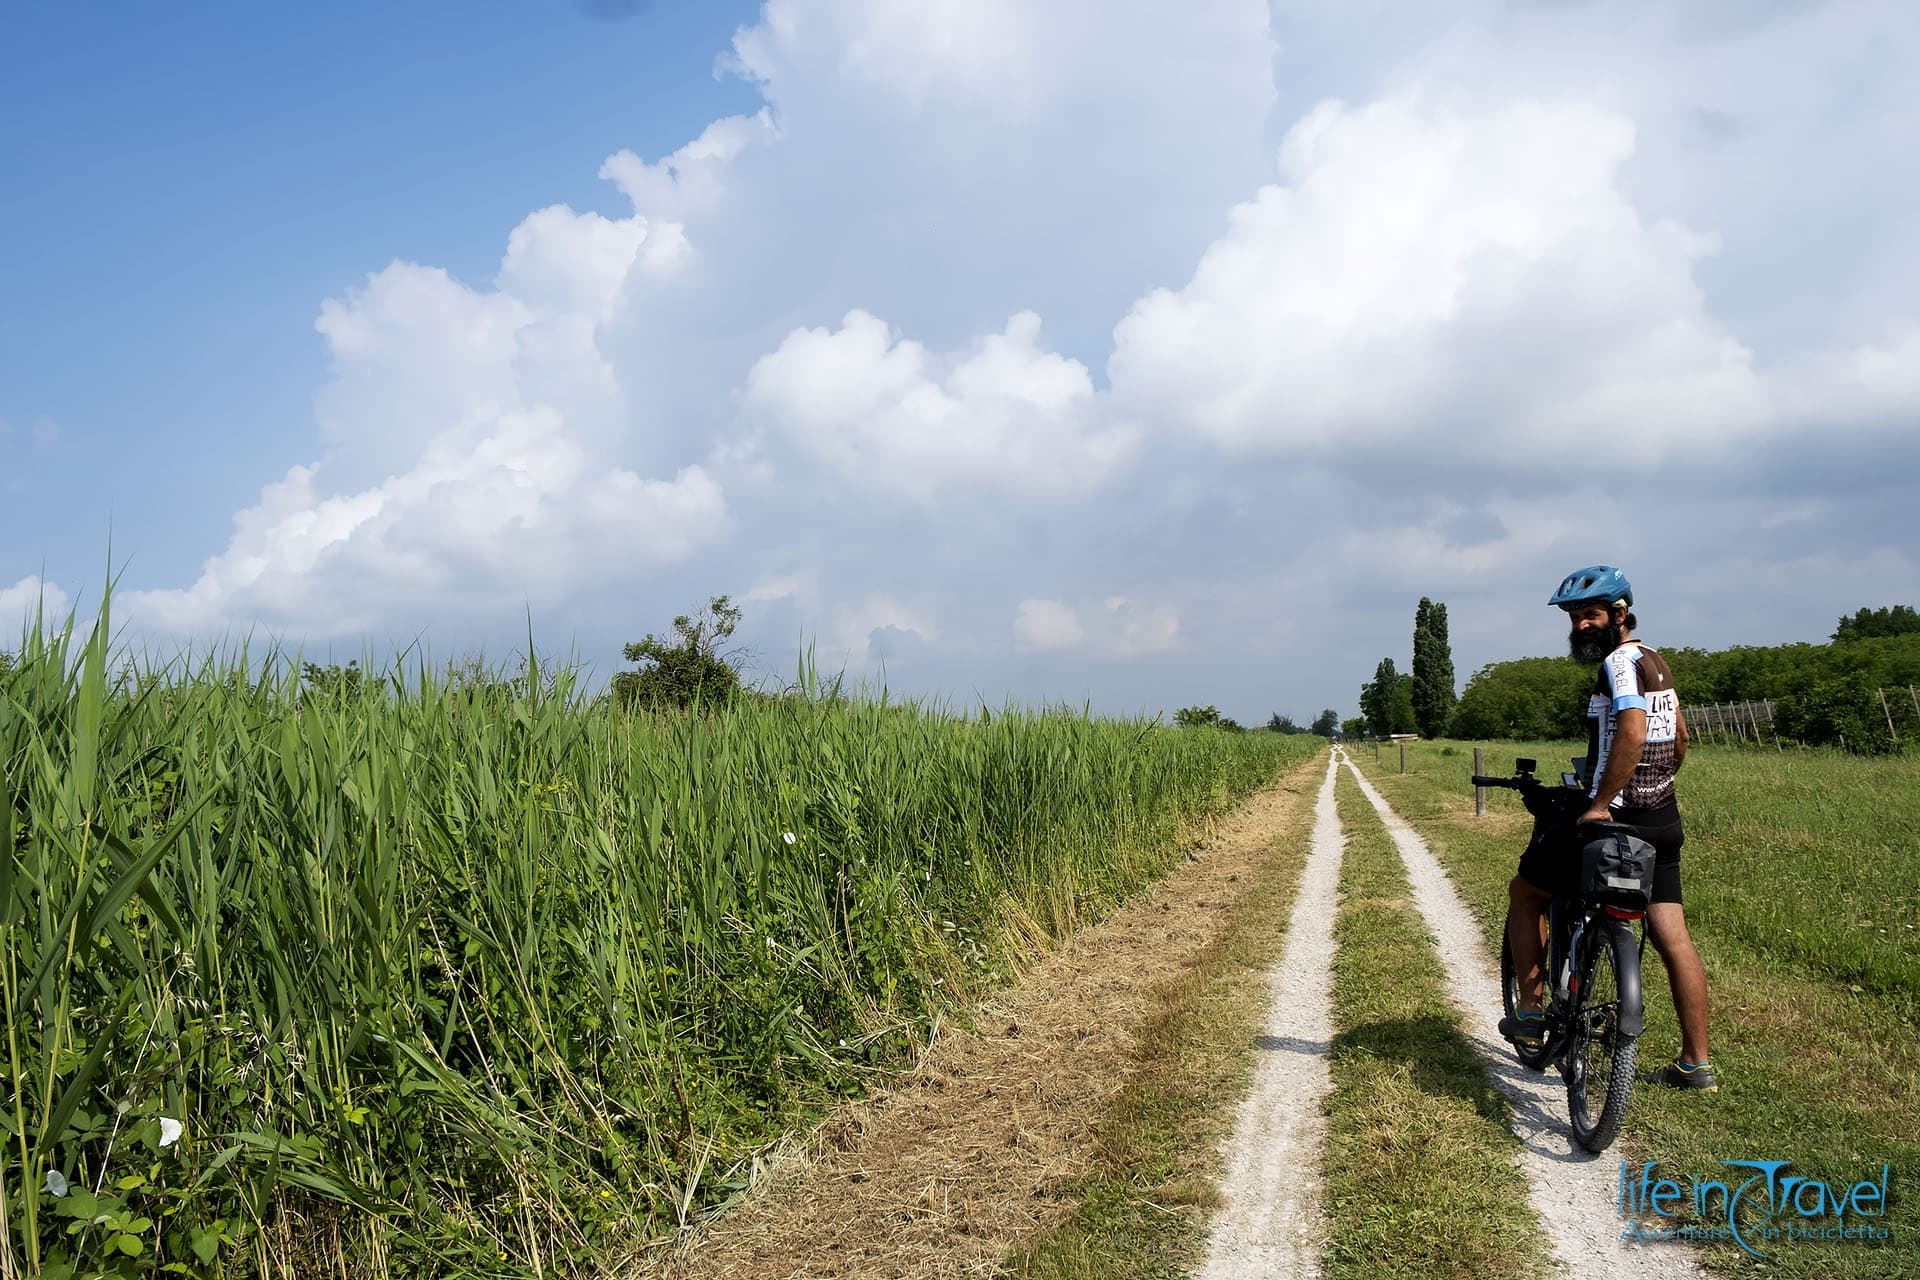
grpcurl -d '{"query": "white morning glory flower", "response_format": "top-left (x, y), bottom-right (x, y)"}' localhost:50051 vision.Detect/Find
top-left (45, 1170), bottom-right (69, 1197)
top-left (159, 1117), bottom-right (184, 1147)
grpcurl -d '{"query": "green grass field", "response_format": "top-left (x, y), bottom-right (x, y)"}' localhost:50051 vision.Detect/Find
top-left (0, 610), bottom-right (1321, 1280)
top-left (1353, 739), bottom-right (1918, 1276)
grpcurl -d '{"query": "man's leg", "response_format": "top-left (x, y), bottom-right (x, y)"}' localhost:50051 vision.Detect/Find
top-left (1507, 875), bottom-right (1552, 1012)
top-left (1648, 901), bottom-right (1710, 1065)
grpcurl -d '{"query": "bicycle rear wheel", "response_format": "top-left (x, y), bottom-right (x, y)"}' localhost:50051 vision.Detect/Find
top-left (1499, 917), bottom-right (1552, 1072)
top-left (1565, 918), bottom-right (1639, 1152)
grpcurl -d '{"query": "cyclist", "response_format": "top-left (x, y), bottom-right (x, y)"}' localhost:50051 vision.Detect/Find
top-left (1498, 565), bottom-right (1718, 1091)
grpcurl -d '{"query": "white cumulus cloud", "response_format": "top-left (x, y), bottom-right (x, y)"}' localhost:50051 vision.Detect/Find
top-left (1, 575), bottom-right (72, 634)
top-left (743, 309), bottom-right (1137, 503)
top-left (128, 178), bottom-right (736, 635)
top-left (1013, 599), bottom-right (1083, 651)
top-left (1109, 94), bottom-right (1771, 464)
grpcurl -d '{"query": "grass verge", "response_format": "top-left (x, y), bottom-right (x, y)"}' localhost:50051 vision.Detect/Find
top-left (1319, 767), bottom-right (1549, 1280)
top-left (1006, 753), bottom-right (1327, 1280)
top-left (1353, 739), bottom-right (1917, 1277)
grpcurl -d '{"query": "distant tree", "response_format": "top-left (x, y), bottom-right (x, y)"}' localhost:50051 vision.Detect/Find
top-left (1218, 716), bottom-right (1245, 733)
top-left (1391, 673), bottom-right (1418, 735)
top-left (1266, 712), bottom-right (1305, 734)
top-left (0, 648), bottom-right (13, 676)
top-left (613, 595), bottom-right (745, 711)
top-left (1449, 657), bottom-right (1590, 740)
top-left (1310, 708), bottom-right (1340, 737)
top-left (1411, 598), bottom-right (1457, 738)
top-left (1359, 658), bottom-right (1398, 737)
top-left (1175, 704), bottom-right (1222, 728)
top-left (301, 660), bottom-right (365, 700)
top-left (441, 651), bottom-right (524, 710)
top-left (1340, 716), bottom-right (1367, 740)
top-left (1833, 605), bottom-right (1920, 642)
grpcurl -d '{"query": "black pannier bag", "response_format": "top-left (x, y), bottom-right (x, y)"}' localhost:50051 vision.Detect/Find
top-left (1581, 829), bottom-right (1656, 909)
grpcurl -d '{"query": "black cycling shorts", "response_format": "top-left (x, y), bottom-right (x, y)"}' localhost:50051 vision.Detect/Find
top-left (1516, 798), bottom-right (1686, 905)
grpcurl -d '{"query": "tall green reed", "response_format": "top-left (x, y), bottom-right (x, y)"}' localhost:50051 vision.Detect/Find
top-left (1, 599), bottom-right (1318, 1278)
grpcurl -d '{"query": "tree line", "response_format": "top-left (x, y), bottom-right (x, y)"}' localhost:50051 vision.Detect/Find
top-left (1172, 705), bottom-right (1341, 736)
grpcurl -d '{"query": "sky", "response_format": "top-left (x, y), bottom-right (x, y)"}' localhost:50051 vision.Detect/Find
top-left (4, 0), bottom-right (1918, 726)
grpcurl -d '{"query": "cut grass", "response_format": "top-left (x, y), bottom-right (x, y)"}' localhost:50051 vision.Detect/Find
top-left (1320, 768), bottom-right (1550, 1280)
top-left (1007, 753), bottom-right (1327, 1280)
top-left (1354, 740), bottom-right (1918, 1277)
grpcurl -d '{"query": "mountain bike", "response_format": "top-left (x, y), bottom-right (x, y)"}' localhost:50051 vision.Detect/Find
top-left (1472, 757), bottom-right (1652, 1153)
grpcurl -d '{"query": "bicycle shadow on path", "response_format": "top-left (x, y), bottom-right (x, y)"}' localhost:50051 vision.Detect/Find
top-left (1464, 1027), bottom-right (1628, 1168)
top-left (1321, 1013), bottom-right (1513, 1129)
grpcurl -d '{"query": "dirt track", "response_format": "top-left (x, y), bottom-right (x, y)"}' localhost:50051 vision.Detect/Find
top-left (642, 751), bottom-right (1709, 1278)
top-left (1339, 759), bottom-right (1701, 1280)
top-left (641, 759), bottom-right (1320, 1279)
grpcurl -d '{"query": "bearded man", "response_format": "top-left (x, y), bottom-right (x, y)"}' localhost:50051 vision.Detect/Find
top-left (1498, 565), bottom-right (1718, 1091)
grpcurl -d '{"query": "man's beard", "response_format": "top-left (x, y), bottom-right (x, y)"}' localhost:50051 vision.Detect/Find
top-left (1569, 621), bottom-right (1625, 665)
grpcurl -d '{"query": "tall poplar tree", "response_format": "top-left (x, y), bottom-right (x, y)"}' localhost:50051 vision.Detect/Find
top-left (1411, 597), bottom-right (1457, 738)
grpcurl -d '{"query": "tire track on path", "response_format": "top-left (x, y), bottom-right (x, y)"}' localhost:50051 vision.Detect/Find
top-left (1194, 750), bottom-right (1346, 1280)
top-left (1339, 758), bottom-right (1703, 1280)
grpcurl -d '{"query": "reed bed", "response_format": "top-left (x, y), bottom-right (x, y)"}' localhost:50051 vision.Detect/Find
top-left (0, 602), bottom-right (1316, 1278)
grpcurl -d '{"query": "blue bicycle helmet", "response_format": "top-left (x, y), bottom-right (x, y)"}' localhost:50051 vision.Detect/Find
top-left (1548, 565), bottom-right (1632, 609)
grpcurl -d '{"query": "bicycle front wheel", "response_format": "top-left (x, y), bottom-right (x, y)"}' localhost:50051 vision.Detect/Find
top-left (1565, 918), bottom-right (1639, 1152)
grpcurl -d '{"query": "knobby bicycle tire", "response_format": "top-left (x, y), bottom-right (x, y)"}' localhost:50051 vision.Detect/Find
top-left (1565, 918), bottom-right (1639, 1152)
top-left (1498, 918), bottom-right (1553, 1072)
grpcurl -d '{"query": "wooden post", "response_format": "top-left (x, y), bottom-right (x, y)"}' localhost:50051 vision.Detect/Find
top-left (1764, 699), bottom-right (1782, 750)
top-left (1881, 688), bottom-right (1899, 742)
top-left (1399, 742), bottom-right (1407, 774)
top-left (1474, 747), bottom-right (1486, 816)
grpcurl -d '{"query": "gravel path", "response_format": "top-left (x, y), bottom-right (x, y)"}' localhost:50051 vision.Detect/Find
top-left (1340, 759), bottom-right (1703, 1279)
top-left (1194, 750), bottom-right (1346, 1280)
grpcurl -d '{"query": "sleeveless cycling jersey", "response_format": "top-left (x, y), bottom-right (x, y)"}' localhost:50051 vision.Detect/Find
top-left (1585, 641), bottom-right (1680, 810)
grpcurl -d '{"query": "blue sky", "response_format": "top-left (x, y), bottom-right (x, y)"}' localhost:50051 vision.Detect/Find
top-left (2, 0), bottom-right (760, 582)
top-left (5, 1), bottom-right (1918, 723)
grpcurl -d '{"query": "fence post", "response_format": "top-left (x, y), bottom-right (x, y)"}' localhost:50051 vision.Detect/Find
top-left (1881, 688), bottom-right (1899, 742)
top-left (1475, 747), bottom-right (1486, 816)
top-left (1764, 698), bottom-right (1782, 750)
top-left (1399, 742), bottom-right (1407, 774)
top-left (1909, 685), bottom-right (1919, 724)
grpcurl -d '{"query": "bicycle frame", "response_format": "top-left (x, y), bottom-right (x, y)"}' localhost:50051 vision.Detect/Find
top-left (1542, 895), bottom-right (1647, 1059)
top-left (1480, 757), bottom-right (1650, 1151)
top-left (1486, 760), bottom-right (1647, 1058)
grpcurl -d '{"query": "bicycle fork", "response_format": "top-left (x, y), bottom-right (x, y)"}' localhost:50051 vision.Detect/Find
top-left (1546, 912), bottom-right (1647, 1060)
top-left (1576, 915), bottom-right (1648, 1038)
